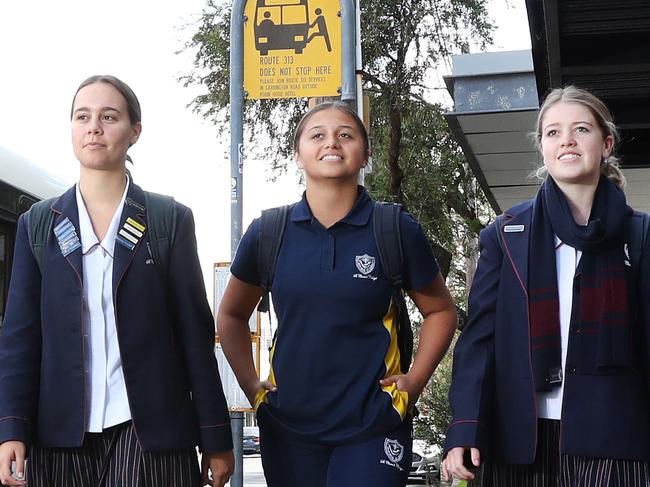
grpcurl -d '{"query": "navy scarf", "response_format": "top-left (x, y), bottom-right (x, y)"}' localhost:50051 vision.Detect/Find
top-left (528, 176), bottom-right (629, 391)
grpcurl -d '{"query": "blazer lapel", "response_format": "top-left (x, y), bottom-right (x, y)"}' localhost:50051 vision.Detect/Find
top-left (112, 183), bottom-right (148, 292)
top-left (50, 186), bottom-right (83, 284)
top-left (499, 207), bottom-right (532, 295)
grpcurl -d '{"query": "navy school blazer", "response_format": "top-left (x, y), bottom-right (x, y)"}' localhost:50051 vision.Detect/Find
top-left (444, 199), bottom-right (650, 464)
top-left (0, 182), bottom-right (233, 453)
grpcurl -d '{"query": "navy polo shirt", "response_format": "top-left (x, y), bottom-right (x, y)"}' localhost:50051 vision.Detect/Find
top-left (231, 187), bottom-right (439, 445)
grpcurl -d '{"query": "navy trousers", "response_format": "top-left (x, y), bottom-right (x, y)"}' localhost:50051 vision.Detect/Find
top-left (259, 418), bottom-right (412, 487)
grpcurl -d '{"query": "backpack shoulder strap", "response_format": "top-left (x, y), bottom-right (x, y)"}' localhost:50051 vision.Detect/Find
top-left (26, 197), bottom-right (57, 273)
top-left (373, 201), bottom-right (415, 374)
top-left (629, 210), bottom-right (650, 278)
top-left (372, 201), bottom-right (404, 289)
top-left (144, 191), bottom-right (177, 275)
top-left (257, 205), bottom-right (290, 312)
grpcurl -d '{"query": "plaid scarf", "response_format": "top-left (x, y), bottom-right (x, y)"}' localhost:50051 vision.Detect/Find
top-left (528, 176), bottom-right (629, 391)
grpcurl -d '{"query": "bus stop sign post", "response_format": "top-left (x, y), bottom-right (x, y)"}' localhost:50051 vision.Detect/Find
top-left (229, 2), bottom-right (246, 486)
top-left (228, 1), bottom-right (358, 485)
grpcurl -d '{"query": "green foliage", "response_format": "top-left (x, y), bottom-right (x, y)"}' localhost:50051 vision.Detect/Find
top-left (414, 332), bottom-right (457, 449)
top-left (181, 0), bottom-right (498, 453)
top-left (180, 0), bottom-right (307, 173)
top-left (360, 0), bottom-right (495, 309)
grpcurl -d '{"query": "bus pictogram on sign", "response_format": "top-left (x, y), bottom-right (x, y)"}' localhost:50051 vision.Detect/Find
top-left (244, 0), bottom-right (341, 99)
top-left (254, 0), bottom-right (332, 56)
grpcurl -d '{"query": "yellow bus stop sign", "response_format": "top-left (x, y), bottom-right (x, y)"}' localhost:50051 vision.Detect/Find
top-left (244, 0), bottom-right (342, 99)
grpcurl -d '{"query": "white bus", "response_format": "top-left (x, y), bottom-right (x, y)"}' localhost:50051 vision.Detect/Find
top-left (0, 145), bottom-right (68, 325)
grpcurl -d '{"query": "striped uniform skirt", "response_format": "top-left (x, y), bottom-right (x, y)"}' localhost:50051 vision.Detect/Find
top-left (26, 421), bottom-right (201, 487)
top-left (469, 419), bottom-right (650, 487)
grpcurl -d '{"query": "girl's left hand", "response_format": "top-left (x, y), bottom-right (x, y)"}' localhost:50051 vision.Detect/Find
top-left (201, 450), bottom-right (234, 487)
top-left (380, 373), bottom-right (421, 411)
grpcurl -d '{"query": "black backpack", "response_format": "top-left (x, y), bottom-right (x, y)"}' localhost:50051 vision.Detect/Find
top-left (257, 202), bottom-right (414, 374)
top-left (25, 192), bottom-right (177, 275)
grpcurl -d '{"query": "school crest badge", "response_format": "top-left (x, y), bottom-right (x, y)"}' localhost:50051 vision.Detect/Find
top-left (355, 254), bottom-right (375, 275)
top-left (384, 438), bottom-right (404, 463)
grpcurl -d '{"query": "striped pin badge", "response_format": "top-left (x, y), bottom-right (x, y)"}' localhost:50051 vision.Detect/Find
top-left (53, 217), bottom-right (81, 256)
top-left (116, 217), bottom-right (146, 251)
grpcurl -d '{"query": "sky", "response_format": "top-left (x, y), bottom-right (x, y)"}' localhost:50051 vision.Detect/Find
top-left (0, 0), bottom-right (530, 304)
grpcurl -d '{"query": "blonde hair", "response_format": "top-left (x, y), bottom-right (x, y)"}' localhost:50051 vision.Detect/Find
top-left (533, 86), bottom-right (626, 189)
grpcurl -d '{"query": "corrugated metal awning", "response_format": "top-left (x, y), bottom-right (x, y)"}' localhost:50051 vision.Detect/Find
top-left (445, 50), bottom-right (650, 214)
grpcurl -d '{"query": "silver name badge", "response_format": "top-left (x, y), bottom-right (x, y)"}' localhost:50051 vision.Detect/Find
top-left (504, 225), bottom-right (525, 233)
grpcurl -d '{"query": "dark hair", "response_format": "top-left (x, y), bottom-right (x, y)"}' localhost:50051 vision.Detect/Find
top-left (70, 75), bottom-right (142, 125)
top-left (533, 85), bottom-right (625, 189)
top-left (293, 101), bottom-right (370, 157)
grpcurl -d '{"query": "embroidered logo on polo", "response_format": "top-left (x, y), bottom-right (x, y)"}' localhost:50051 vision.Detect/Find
top-left (355, 254), bottom-right (375, 275)
top-left (53, 217), bottom-right (81, 257)
top-left (353, 254), bottom-right (378, 281)
top-left (116, 217), bottom-right (145, 251)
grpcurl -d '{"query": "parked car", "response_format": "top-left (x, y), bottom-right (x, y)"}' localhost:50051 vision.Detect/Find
top-left (243, 426), bottom-right (261, 455)
top-left (409, 440), bottom-right (441, 485)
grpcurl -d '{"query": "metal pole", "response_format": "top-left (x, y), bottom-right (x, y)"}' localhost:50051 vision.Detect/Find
top-left (353, 0), bottom-right (367, 184)
top-left (229, 410), bottom-right (244, 487)
top-left (340, 0), bottom-right (357, 106)
top-left (340, 0), bottom-right (362, 185)
top-left (230, 0), bottom-right (245, 258)
top-left (355, 0), bottom-right (363, 116)
top-left (229, 1), bottom-right (246, 486)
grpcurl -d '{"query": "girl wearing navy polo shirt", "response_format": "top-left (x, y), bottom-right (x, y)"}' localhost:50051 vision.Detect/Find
top-left (443, 86), bottom-right (650, 486)
top-left (0, 75), bottom-right (234, 487)
top-left (219, 101), bottom-right (457, 486)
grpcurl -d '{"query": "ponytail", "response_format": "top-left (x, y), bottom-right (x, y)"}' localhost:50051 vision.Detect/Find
top-left (601, 156), bottom-right (626, 190)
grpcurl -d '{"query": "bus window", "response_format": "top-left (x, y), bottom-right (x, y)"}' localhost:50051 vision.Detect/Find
top-left (257, 7), bottom-right (281, 25)
top-left (0, 234), bottom-right (4, 327)
top-left (0, 222), bottom-right (11, 329)
top-left (0, 219), bottom-right (17, 329)
top-left (265, 0), bottom-right (300, 5)
top-left (284, 5), bottom-right (307, 24)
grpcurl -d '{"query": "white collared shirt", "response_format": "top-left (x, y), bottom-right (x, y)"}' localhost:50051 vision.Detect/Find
top-left (76, 179), bottom-right (131, 432)
top-left (536, 236), bottom-right (582, 420)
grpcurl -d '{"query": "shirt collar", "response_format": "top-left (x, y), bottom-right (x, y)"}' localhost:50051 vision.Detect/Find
top-left (555, 235), bottom-right (582, 254)
top-left (76, 176), bottom-right (130, 256)
top-left (290, 186), bottom-right (373, 226)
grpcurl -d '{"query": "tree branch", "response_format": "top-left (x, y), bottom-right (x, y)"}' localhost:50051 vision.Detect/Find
top-left (359, 69), bottom-right (390, 91)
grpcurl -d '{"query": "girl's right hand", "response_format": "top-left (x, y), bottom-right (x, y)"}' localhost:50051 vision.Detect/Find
top-left (0, 440), bottom-right (27, 486)
top-left (244, 379), bottom-right (277, 407)
top-left (442, 446), bottom-right (481, 481)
